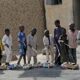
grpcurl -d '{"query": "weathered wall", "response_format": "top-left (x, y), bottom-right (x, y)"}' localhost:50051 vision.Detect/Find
top-left (45, 0), bottom-right (73, 33)
top-left (0, 0), bottom-right (45, 49)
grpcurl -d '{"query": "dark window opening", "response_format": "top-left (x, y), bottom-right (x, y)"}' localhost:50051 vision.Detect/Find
top-left (46, 0), bottom-right (62, 5)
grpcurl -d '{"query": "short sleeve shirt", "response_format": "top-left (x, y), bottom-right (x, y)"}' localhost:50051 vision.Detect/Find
top-left (18, 32), bottom-right (26, 43)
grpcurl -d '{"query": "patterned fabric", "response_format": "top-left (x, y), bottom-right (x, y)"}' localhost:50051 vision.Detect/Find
top-left (18, 32), bottom-right (27, 55)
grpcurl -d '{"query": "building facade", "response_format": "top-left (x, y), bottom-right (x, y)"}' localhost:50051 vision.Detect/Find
top-left (0, 0), bottom-right (80, 49)
top-left (0, 0), bottom-right (45, 49)
top-left (45, 0), bottom-right (80, 33)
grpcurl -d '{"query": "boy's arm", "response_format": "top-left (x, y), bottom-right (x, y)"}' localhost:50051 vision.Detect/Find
top-left (58, 35), bottom-right (64, 43)
top-left (18, 33), bottom-right (23, 43)
top-left (2, 36), bottom-right (6, 46)
top-left (50, 34), bottom-right (55, 46)
top-left (43, 37), bottom-right (49, 48)
top-left (2, 36), bottom-right (9, 48)
top-left (27, 36), bottom-right (32, 48)
top-left (53, 29), bottom-right (57, 45)
top-left (35, 37), bottom-right (38, 50)
top-left (24, 33), bottom-right (27, 46)
top-left (10, 35), bottom-right (13, 47)
top-left (77, 31), bottom-right (80, 40)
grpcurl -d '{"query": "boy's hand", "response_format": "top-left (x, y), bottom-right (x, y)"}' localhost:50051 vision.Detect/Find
top-left (58, 40), bottom-right (64, 43)
top-left (5, 44), bottom-right (9, 48)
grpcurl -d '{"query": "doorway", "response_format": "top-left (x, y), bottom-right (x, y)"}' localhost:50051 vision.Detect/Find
top-left (73, 0), bottom-right (80, 29)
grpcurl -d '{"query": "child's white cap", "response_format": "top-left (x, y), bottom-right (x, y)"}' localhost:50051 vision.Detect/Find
top-left (69, 21), bottom-right (74, 26)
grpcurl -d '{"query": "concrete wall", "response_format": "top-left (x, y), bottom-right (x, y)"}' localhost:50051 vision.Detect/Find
top-left (0, 0), bottom-right (45, 49)
top-left (45, 0), bottom-right (73, 33)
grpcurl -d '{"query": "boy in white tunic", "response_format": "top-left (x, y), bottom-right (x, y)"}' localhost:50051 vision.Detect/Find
top-left (43, 30), bottom-right (55, 64)
top-left (27, 28), bottom-right (37, 65)
top-left (2, 29), bottom-right (12, 65)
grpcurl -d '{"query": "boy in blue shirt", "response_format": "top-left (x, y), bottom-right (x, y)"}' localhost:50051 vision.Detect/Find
top-left (17, 26), bottom-right (27, 66)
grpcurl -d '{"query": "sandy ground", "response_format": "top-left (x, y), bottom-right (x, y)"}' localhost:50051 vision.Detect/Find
top-left (0, 46), bottom-right (80, 80)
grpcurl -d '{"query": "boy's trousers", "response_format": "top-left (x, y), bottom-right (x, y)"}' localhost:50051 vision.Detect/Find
top-left (69, 48), bottom-right (77, 64)
top-left (27, 47), bottom-right (37, 64)
top-left (4, 46), bottom-right (12, 63)
top-left (44, 46), bottom-right (55, 63)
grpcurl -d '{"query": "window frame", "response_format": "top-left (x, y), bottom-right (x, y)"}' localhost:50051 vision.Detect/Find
top-left (46, 0), bottom-right (62, 5)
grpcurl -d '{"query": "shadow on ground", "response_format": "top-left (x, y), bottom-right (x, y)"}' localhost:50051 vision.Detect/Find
top-left (0, 70), bottom-right (4, 75)
top-left (18, 66), bottom-right (62, 78)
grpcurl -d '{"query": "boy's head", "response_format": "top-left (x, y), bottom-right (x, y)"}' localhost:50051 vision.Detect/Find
top-left (55, 20), bottom-right (61, 27)
top-left (69, 23), bottom-right (75, 32)
top-left (69, 23), bottom-right (75, 29)
top-left (19, 26), bottom-right (25, 32)
top-left (31, 28), bottom-right (37, 36)
top-left (44, 30), bottom-right (49, 37)
top-left (5, 28), bottom-right (10, 36)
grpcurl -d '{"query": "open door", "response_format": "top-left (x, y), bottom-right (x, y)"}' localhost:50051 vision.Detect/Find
top-left (73, 0), bottom-right (80, 29)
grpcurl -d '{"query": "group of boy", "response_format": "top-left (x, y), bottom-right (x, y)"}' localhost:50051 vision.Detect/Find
top-left (0, 19), bottom-right (79, 68)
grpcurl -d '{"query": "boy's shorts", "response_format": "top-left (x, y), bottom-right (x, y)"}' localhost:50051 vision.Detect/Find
top-left (19, 47), bottom-right (27, 56)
